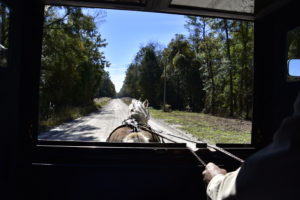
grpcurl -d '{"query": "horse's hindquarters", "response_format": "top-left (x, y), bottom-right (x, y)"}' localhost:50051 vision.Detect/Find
top-left (106, 126), bottom-right (133, 142)
top-left (107, 126), bottom-right (161, 143)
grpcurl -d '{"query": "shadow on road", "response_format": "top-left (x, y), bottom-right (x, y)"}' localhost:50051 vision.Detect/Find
top-left (38, 99), bottom-right (129, 142)
top-left (39, 124), bottom-right (100, 141)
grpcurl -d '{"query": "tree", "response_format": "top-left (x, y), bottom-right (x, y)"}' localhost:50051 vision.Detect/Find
top-left (185, 16), bottom-right (254, 118)
top-left (186, 17), bottom-right (222, 114)
top-left (119, 16), bottom-right (254, 119)
top-left (98, 71), bottom-right (116, 97)
top-left (118, 63), bottom-right (140, 98)
top-left (40, 6), bottom-right (110, 119)
top-left (138, 44), bottom-right (163, 107)
top-left (119, 43), bottom-right (163, 108)
top-left (163, 34), bottom-right (204, 111)
top-left (231, 21), bottom-right (254, 119)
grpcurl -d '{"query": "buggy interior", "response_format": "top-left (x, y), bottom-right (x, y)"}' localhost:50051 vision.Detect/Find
top-left (1, 0), bottom-right (300, 199)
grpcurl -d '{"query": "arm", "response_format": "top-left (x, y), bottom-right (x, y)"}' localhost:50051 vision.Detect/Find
top-left (202, 163), bottom-right (240, 200)
top-left (202, 94), bottom-right (300, 200)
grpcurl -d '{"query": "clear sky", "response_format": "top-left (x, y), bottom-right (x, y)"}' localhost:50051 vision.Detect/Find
top-left (289, 59), bottom-right (300, 77)
top-left (97, 9), bottom-right (188, 93)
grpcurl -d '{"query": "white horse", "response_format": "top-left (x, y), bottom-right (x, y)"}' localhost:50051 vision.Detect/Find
top-left (106, 99), bottom-right (160, 143)
top-left (128, 99), bottom-right (150, 125)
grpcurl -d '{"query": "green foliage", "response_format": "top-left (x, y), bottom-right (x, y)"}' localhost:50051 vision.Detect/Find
top-left (150, 108), bottom-right (251, 144)
top-left (138, 45), bottom-right (163, 107)
top-left (121, 97), bottom-right (133, 106)
top-left (39, 103), bottom-right (99, 131)
top-left (119, 16), bottom-right (253, 120)
top-left (40, 6), bottom-right (112, 122)
top-left (186, 16), bottom-right (254, 119)
top-left (162, 34), bottom-right (205, 111)
top-left (94, 97), bottom-right (112, 107)
top-left (287, 27), bottom-right (300, 59)
top-left (118, 64), bottom-right (140, 98)
top-left (98, 71), bottom-right (116, 97)
top-left (118, 43), bottom-right (163, 108)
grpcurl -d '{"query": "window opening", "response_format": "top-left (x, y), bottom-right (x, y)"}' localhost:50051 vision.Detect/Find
top-left (38, 5), bottom-right (253, 145)
top-left (287, 27), bottom-right (300, 81)
top-left (0, 2), bottom-right (9, 68)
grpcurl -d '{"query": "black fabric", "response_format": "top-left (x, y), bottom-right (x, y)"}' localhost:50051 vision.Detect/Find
top-left (225, 115), bottom-right (300, 199)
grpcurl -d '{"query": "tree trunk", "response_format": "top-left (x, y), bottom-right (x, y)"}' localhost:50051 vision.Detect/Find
top-left (240, 22), bottom-right (250, 118)
top-left (203, 20), bottom-right (216, 114)
top-left (224, 19), bottom-right (234, 117)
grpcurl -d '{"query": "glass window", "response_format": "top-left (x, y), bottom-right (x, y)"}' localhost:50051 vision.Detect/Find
top-left (38, 6), bottom-right (253, 145)
top-left (287, 27), bottom-right (300, 80)
top-left (0, 2), bottom-right (9, 68)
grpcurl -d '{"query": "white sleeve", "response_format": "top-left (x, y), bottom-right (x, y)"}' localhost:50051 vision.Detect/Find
top-left (207, 168), bottom-right (241, 200)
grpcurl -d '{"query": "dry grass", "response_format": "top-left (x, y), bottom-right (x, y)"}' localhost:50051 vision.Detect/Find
top-left (40, 97), bottom-right (112, 131)
top-left (94, 97), bottom-right (112, 108)
top-left (150, 109), bottom-right (251, 144)
top-left (121, 97), bottom-right (132, 105)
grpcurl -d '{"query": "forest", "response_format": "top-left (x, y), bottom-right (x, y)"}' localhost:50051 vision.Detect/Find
top-left (39, 6), bottom-right (116, 125)
top-left (118, 17), bottom-right (254, 119)
top-left (0, 3), bottom-right (255, 145)
top-left (38, 6), bottom-right (254, 128)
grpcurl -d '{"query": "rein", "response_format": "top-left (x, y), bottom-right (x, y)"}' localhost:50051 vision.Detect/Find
top-left (106, 119), bottom-right (164, 143)
top-left (154, 130), bottom-right (244, 164)
top-left (108, 114), bottom-right (244, 166)
top-left (138, 126), bottom-right (244, 165)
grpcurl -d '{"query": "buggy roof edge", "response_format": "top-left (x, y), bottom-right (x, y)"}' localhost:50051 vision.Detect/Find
top-left (43, 0), bottom-right (292, 21)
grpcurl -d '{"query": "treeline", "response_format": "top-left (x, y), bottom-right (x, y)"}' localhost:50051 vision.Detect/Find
top-left (40, 6), bottom-right (115, 121)
top-left (98, 71), bottom-right (116, 97)
top-left (119, 17), bottom-right (253, 119)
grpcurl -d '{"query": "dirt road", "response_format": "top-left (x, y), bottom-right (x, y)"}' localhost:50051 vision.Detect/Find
top-left (39, 99), bottom-right (200, 148)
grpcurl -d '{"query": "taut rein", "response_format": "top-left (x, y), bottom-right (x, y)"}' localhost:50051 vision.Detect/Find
top-left (106, 118), bottom-right (164, 143)
top-left (108, 119), bottom-right (244, 166)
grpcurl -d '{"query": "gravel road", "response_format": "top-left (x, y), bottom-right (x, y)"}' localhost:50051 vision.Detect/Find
top-left (39, 99), bottom-right (200, 149)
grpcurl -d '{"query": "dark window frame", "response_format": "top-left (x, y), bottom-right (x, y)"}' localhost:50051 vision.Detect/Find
top-left (35, 2), bottom-right (255, 150)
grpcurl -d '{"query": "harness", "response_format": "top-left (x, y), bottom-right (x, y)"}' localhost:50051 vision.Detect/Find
top-left (107, 118), bottom-right (244, 166)
top-left (106, 118), bottom-right (164, 143)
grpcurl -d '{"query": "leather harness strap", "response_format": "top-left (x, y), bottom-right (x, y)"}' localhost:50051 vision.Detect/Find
top-left (107, 119), bottom-right (244, 165)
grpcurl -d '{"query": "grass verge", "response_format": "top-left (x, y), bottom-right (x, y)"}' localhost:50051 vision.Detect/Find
top-left (150, 109), bottom-right (251, 144)
top-left (121, 97), bottom-right (132, 105)
top-left (40, 97), bottom-right (112, 131)
top-left (94, 97), bottom-right (112, 107)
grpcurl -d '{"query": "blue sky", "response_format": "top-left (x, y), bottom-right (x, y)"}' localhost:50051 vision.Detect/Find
top-left (97, 9), bottom-right (188, 92)
top-left (289, 59), bottom-right (300, 77)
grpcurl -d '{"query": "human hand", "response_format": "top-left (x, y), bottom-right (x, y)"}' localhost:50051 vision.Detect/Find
top-left (202, 162), bottom-right (227, 184)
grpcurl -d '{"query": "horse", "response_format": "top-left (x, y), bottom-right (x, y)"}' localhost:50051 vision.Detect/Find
top-left (106, 99), bottom-right (161, 143)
